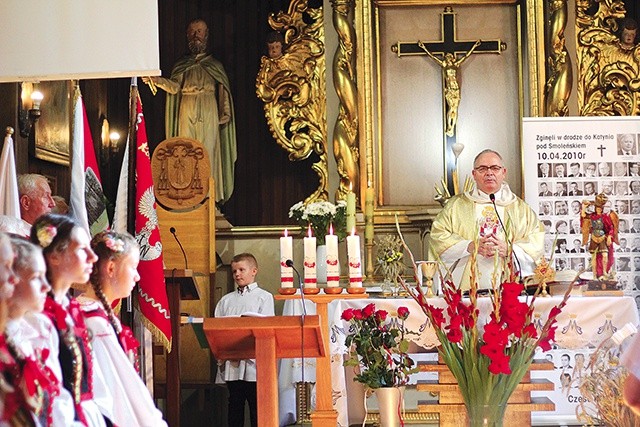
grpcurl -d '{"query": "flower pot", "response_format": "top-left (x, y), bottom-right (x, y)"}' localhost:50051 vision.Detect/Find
top-left (375, 386), bottom-right (405, 427)
top-left (316, 244), bottom-right (327, 284)
top-left (465, 403), bottom-right (507, 427)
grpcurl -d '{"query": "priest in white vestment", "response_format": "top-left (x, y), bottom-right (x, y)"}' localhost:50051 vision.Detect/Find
top-left (429, 149), bottom-right (544, 289)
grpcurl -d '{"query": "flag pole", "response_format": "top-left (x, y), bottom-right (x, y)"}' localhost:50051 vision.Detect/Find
top-left (127, 78), bottom-right (139, 236)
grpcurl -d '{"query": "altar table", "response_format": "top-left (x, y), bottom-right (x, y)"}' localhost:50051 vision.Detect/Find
top-left (279, 295), bottom-right (639, 427)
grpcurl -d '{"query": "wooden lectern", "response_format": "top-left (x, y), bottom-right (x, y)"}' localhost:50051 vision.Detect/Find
top-left (203, 315), bottom-right (325, 427)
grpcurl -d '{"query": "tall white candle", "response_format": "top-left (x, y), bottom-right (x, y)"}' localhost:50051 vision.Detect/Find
top-left (346, 185), bottom-right (356, 233)
top-left (325, 227), bottom-right (340, 287)
top-left (346, 229), bottom-right (362, 287)
top-left (280, 229), bottom-right (293, 288)
top-left (303, 226), bottom-right (317, 288)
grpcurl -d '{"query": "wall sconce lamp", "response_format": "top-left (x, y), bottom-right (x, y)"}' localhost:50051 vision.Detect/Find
top-left (109, 131), bottom-right (120, 152)
top-left (19, 84), bottom-right (43, 138)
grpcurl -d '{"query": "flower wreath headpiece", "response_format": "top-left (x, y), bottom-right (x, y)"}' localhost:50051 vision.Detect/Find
top-left (103, 235), bottom-right (125, 254)
top-left (36, 224), bottom-right (58, 248)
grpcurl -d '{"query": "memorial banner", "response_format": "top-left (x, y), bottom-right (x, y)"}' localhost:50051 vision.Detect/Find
top-left (523, 116), bottom-right (640, 423)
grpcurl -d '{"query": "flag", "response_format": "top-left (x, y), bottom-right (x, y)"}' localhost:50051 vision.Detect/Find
top-left (69, 87), bottom-right (108, 237)
top-left (115, 90), bottom-right (171, 350)
top-left (0, 128), bottom-right (20, 219)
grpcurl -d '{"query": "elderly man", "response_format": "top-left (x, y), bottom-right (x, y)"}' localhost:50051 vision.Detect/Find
top-left (429, 149), bottom-right (544, 289)
top-left (17, 173), bottom-right (55, 236)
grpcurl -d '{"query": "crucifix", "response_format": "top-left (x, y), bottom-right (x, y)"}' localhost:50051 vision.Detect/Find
top-left (391, 7), bottom-right (506, 195)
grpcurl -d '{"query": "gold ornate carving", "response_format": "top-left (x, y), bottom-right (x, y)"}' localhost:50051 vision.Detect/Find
top-left (576, 0), bottom-right (640, 115)
top-left (331, 0), bottom-right (360, 203)
top-left (256, 0), bottom-right (328, 203)
top-left (152, 137), bottom-right (210, 209)
top-left (544, 0), bottom-right (572, 116)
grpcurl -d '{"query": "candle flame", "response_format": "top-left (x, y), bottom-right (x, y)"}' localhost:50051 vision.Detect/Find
top-left (368, 180), bottom-right (372, 188)
top-left (349, 182), bottom-right (352, 191)
top-left (351, 226), bottom-right (356, 237)
top-left (284, 228), bottom-right (288, 237)
top-left (307, 224), bottom-right (313, 238)
top-left (329, 223), bottom-right (334, 235)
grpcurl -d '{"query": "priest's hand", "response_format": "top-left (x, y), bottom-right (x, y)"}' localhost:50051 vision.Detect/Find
top-left (475, 235), bottom-right (508, 258)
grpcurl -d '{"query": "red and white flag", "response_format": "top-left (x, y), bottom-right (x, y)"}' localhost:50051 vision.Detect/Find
top-left (69, 87), bottom-right (108, 237)
top-left (114, 89), bottom-right (171, 350)
top-left (0, 128), bottom-right (20, 219)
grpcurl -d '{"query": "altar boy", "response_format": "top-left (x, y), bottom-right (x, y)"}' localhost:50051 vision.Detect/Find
top-left (214, 253), bottom-right (274, 427)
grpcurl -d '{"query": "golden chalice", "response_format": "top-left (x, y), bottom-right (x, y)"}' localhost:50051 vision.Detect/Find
top-left (420, 261), bottom-right (438, 298)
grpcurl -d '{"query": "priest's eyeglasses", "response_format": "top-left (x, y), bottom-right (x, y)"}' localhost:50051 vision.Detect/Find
top-left (474, 165), bottom-right (504, 174)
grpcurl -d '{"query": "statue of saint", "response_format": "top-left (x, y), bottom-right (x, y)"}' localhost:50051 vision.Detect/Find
top-left (417, 40), bottom-right (481, 137)
top-left (581, 193), bottom-right (619, 279)
top-left (144, 19), bottom-right (237, 204)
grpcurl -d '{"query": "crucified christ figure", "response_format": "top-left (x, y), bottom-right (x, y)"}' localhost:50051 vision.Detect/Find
top-left (417, 40), bottom-right (481, 137)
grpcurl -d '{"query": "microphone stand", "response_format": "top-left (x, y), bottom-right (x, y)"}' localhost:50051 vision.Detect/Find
top-left (489, 193), bottom-right (523, 283)
top-left (286, 260), bottom-right (307, 390)
top-left (169, 227), bottom-right (189, 270)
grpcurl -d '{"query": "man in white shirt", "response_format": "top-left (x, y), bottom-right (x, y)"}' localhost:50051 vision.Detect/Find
top-left (17, 174), bottom-right (55, 237)
top-left (214, 253), bottom-right (274, 427)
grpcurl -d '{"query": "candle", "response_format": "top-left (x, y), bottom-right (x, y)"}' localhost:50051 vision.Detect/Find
top-left (365, 184), bottom-right (375, 241)
top-left (325, 225), bottom-right (340, 287)
top-left (346, 184), bottom-right (356, 233)
top-left (303, 225), bottom-right (317, 288)
top-left (346, 228), bottom-right (362, 287)
top-left (280, 229), bottom-right (293, 288)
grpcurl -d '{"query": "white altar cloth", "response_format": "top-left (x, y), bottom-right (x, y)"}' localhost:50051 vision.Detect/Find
top-left (279, 295), bottom-right (640, 426)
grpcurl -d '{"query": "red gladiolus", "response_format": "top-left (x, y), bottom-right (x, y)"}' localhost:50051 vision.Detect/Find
top-left (501, 282), bottom-right (524, 300)
top-left (341, 308), bottom-right (355, 321)
top-left (522, 323), bottom-right (538, 339)
top-left (488, 354), bottom-right (512, 375)
top-left (427, 306), bottom-right (445, 328)
top-left (362, 303), bottom-right (376, 318)
top-left (397, 306), bottom-right (409, 320)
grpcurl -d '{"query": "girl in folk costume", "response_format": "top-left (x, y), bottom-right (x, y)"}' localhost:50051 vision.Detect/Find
top-left (0, 231), bottom-right (36, 426)
top-left (30, 215), bottom-right (111, 427)
top-left (78, 231), bottom-right (166, 427)
top-left (6, 238), bottom-right (62, 426)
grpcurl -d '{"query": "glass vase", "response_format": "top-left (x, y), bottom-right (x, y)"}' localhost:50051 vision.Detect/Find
top-left (465, 403), bottom-right (507, 427)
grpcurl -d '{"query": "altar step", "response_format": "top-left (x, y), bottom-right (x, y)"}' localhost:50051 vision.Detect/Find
top-left (414, 359), bottom-right (555, 426)
top-left (416, 378), bottom-right (555, 393)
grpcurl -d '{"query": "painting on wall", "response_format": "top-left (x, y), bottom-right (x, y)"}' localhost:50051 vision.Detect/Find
top-left (33, 80), bottom-right (72, 166)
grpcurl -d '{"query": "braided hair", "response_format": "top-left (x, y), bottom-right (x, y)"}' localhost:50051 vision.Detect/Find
top-left (89, 231), bottom-right (138, 334)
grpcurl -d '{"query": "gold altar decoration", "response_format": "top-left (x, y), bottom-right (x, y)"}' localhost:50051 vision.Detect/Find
top-left (576, 0), bottom-right (640, 116)
top-left (152, 137), bottom-right (209, 209)
top-left (256, 0), bottom-right (328, 203)
top-left (545, 0), bottom-right (572, 117)
top-left (331, 0), bottom-right (360, 203)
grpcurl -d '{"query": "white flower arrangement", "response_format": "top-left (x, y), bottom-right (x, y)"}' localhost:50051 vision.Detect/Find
top-left (289, 200), bottom-right (347, 245)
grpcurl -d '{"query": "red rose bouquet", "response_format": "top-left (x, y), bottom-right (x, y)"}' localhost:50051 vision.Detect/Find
top-left (395, 222), bottom-right (574, 426)
top-left (342, 303), bottom-right (418, 389)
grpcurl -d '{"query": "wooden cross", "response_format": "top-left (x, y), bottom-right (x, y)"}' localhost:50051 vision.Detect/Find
top-left (392, 7), bottom-right (506, 195)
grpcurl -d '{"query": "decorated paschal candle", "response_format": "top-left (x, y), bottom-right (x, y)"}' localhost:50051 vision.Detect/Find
top-left (303, 225), bottom-right (317, 288)
top-left (325, 224), bottom-right (340, 287)
top-left (280, 229), bottom-right (293, 288)
top-left (346, 228), bottom-right (362, 287)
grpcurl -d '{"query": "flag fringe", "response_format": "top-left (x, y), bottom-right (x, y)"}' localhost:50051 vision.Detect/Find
top-left (141, 313), bottom-right (172, 353)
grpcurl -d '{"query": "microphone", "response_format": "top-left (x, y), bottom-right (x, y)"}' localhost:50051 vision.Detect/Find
top-left (488, 193), bottom-right (523, 282)
top-left (285, 259), bottom-right (307, 317)
top-left (169, 227), bottom-right (189, 270)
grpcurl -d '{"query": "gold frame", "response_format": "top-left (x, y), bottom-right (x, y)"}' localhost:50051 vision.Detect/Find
top-left (355, 0), bottom-right (546, 212)
top-left (32, 80), bottom-right (72, 166)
